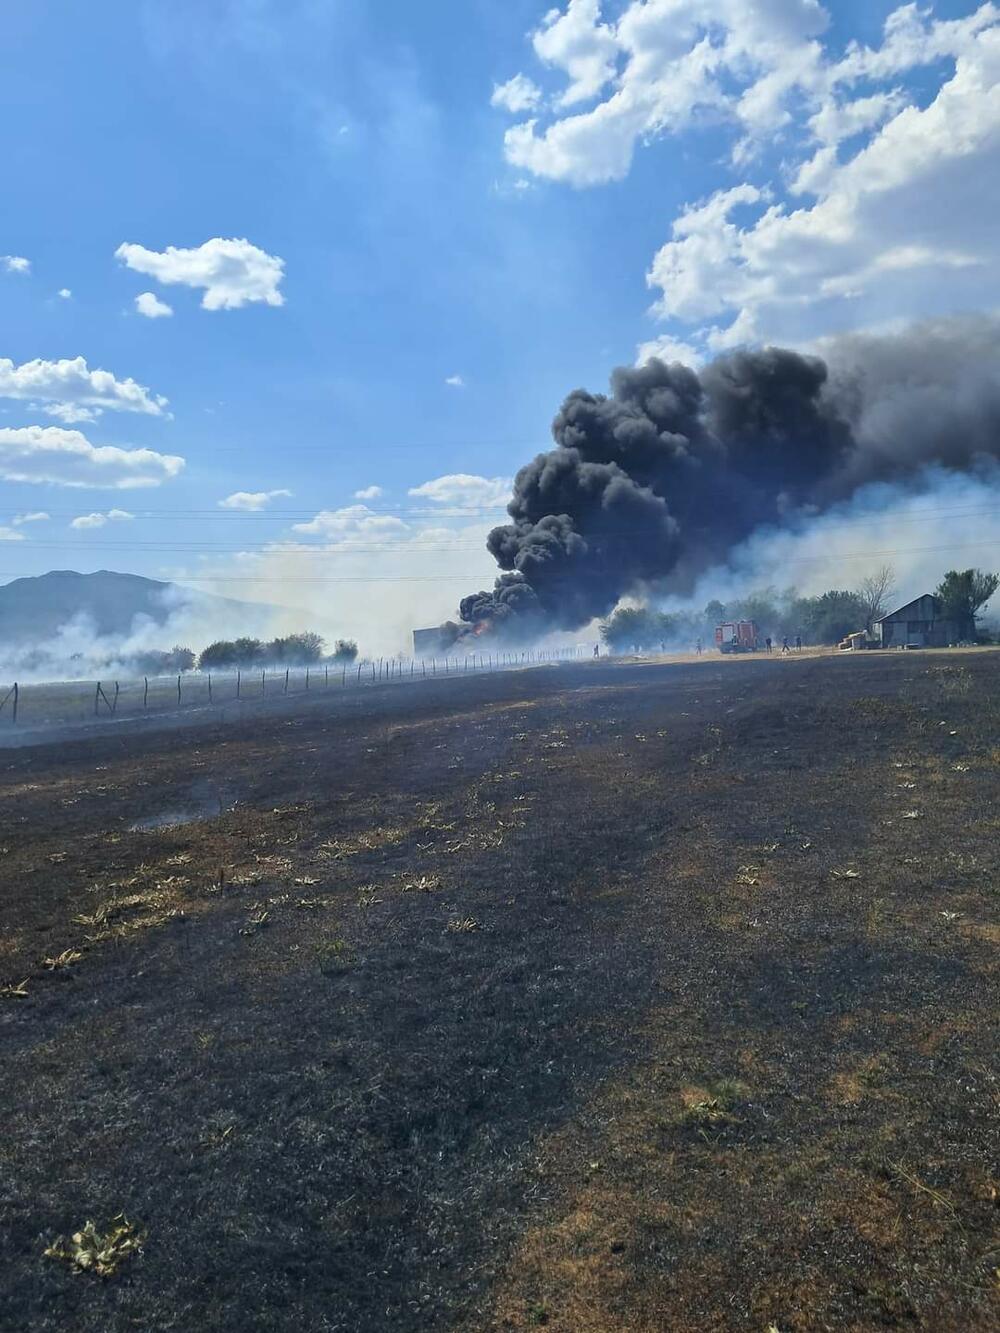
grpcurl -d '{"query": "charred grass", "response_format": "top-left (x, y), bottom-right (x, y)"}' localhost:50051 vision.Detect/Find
top-left (0, 652), bottom-right (998, 1331)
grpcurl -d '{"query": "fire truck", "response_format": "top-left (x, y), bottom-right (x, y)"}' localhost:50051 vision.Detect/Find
top-left (714, 620), bottom-right (760, 653)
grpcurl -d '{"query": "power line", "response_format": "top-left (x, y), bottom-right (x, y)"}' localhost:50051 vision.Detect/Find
top-left (3, 500), bottom-right (1000, 528)
top-left (4, 510), bottom-right (1000, 556)
top-left (2, 534), bottom-right (996, 585)
top-left (0, 503), bottom-right (511, 515)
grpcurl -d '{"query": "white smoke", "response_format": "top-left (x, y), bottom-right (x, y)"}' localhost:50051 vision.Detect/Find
top-left (0, 586), bottom-right (281, 683)
top-left (666, 466), bottom-right (1000, 617)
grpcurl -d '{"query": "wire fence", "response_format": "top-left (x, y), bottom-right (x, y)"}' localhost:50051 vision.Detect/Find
top-left (0, 645), bottom-right (592, 732)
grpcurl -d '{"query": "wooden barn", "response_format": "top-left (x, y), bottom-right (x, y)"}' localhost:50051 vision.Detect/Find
top-left (875, 594), bottom-right (972, 648)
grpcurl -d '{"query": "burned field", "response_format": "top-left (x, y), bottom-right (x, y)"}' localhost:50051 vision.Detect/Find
top-left (1, 653), bottom-right (998, 1332)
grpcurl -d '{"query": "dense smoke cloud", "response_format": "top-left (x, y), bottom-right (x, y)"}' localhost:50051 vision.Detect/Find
top-left (456, 318), bottom-right (1000, 638)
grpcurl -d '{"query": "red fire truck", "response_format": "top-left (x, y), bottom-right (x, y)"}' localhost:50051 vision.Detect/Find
top-left (715, 620), bottom-right (760, 653)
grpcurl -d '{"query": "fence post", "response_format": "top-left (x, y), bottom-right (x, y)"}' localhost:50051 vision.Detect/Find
top-left (208, 674), bottom-right (213, 704)
top-left (1, 682), bottom-right (20, 725)
top-left (94, 682), bottom-right (101, 717)
top-left (113, 682), bottom-right (120, 714)
top-left (357, 662), bottom-right (362, 684)
top-left (341, 665), bottom-right (346, 686)
top-left (144, 676), bottom-right (149, 709)
top-left (176, 675), bottom-right (181, 706)
top-left (262, 669), bottom-right (266, 695)
top-left (237, 668), bottom-right (241, 700)
top-left (305, 668), bottom-right (310, 691)
top-left (423, 660), bottom-right (426, 678)
top-left (371, 662), bottom-right (376, 681)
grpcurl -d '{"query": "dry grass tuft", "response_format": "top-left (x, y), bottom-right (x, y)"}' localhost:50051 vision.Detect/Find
top-left (44, 1217), bottom-right (144, 1278)
top-left (42, 948), bottom-right (84, 971)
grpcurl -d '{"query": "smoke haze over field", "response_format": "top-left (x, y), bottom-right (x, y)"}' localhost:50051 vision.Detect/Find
top-left (454, 316), bottom-right (1000, 640)
top-left (670, 467), bottom-right (1000, 621)
top-left (0, 574), bottom-right (288, 682)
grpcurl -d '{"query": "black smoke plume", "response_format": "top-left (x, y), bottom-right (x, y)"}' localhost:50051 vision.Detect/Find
top-left (454, 318), bottom-right (1000, 639)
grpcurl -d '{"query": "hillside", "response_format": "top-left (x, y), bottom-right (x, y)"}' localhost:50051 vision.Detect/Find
top-left (0, 570), bottom-right (267, 644)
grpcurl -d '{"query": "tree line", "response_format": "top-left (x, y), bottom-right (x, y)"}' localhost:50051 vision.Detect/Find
top-left (127, 633), bottom-right (360, 675)
top-left (600, 567), bottom-right (998, 652)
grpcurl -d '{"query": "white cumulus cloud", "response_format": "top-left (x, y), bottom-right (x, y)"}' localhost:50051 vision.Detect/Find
top-left (0, 527), bottom-right (25, 542)
top-left (496, 1), bottom-right (999, 188)
top-left (0, 426), bottom-right (184, 489)
top-left (57, 288), bottom-right (72, 300)
top-left (491, 74), bottom-right (543, 114)
top-left (291, 504), bottom-right (409, 541)
top-left (116, 237), bottom-right (286, 310)
top-left (408, 474), bottom-right (512, 509)
top-left (533, 0), bottom-right (620, 108)
top-left (12, 511), bottom-right (49, 525)
top-left (135, 291), bottom-right (174, 319)
top-left (445, 374), bottom-right (465, 387)
top-left (646, 18), bottom-right (1000, 347)
top-left (2, 256), bottom-right (30, 275)
top-left (354, 485), bottom-right (384, 500)
top-left (496, 3), bottom-right (1000, 358)
top-left (70, 508), bottom-right (134, 530)
top-left (0, 356), bottom-right (168, 421)
top-left (218, 489), bottom-right (293, 511)
top-left (635, 333), bottom-right (704, 367)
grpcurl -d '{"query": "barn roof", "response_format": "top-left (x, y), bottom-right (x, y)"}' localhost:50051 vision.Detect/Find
top-left (876, 593), bottom-right (939, 624)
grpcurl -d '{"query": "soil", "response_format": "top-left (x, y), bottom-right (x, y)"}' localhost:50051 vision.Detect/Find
top-left (1, 650), bottom-right (998, 1331)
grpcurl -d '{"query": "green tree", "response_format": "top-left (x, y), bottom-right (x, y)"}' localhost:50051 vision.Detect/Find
top-left (793, 590), bottom-right (867, 645)
top-left (198, 640), bottom-right (238, 670)
top-left (166, 645), bottom-right (196, 673)
top-left (267, 632), bottom-right (325, 664)
top-left (232, 637), bottom-right (264, 666)
top-left (600, 607), bottom-right (662, 650)
top-left (331, 639), bottom-right (359, 663)
top-left (934, 569), bottom-right (999, 628)
top-left (729, 587), bottom-right (781, 628)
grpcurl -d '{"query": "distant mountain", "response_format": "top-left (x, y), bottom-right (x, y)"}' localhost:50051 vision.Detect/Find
top-left (0, 570), bottom-right (272, 644)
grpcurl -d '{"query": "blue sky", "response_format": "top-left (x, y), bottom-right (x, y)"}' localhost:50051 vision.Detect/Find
top-left (1, 0), bottom-right (997, 642)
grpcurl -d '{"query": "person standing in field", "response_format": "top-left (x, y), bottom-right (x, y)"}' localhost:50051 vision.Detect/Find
top-left (765, 636), bottom-right (772, 654)
top-left (696, 638), bottom-right (702, 655)
top-left (795, 635), bottom-right (802, 651)
top-left (781, 636), bottom-right (790, 654)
